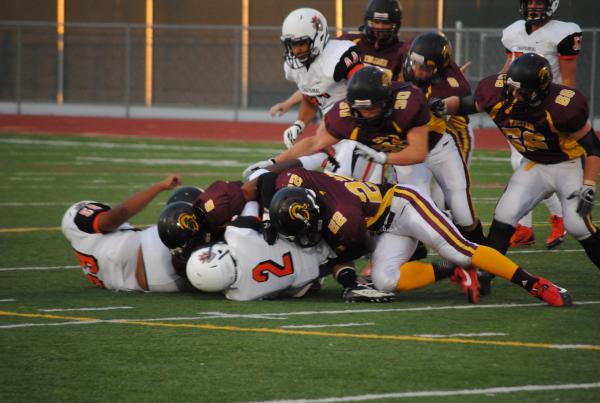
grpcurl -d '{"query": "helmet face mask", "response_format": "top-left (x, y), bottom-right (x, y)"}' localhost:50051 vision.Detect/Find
top-left (502, 53), bottom-right (553, 111)
top-left (281, 8), bottom-right (329, 69)
top-left (363, 0), bottom-right (403, 48)
top-left (347, 65), bottom-right (393, 127)
top-left (186, 242), bottom-right (237, 293)
top-left (402, 32), bottom-right (452, 88)
top-left (157, 201), bottom-right (210, 250)
top-left (269, 187), bottom-right (323, 248)
top-left (520, 0), bottom-right (559, 26)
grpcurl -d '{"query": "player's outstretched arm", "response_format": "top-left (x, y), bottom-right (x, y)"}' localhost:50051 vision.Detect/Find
top-left (97, 174), bottom-right (181, 232)
top-left (270, 90), bottom-right (302, 117)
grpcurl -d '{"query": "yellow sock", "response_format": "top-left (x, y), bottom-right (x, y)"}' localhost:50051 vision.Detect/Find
top-left (396, 261), bottom-right (436, 292)
top-left (471, 245), bottom-right (519, 280)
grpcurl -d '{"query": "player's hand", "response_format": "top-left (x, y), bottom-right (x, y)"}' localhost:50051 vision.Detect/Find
top-left (162, 174), bottom-right (182, 190)
top-left (270, 101), bottom-right (290, 117)
top-left (428, 97), bottom-right (447, 118)
top-left (459, 61), bottom-right (472, 74)
top-left (262, 219), bottom-right (278, 245)
top-left (354, 142), bottom-right (387, 164)
top-left (568, 184), bottom-right (596, 217)
top-left (242, 159), bottom-right (276, 180)
top-left (283, 120), bottom-right (305, 149)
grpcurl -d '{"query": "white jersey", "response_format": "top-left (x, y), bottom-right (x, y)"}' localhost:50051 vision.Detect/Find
top-left (61, 201), bottom-right (186, 292)
top-left (501, 20), bottom-right (582, 84)
top-left (223, 223), bottom-right (333, 301)
top-left (284, 39), bottom-right (358, 114)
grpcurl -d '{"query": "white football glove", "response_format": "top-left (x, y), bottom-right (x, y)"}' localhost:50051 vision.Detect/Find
top-left (242, 159), bottom-right (276, 180)
top-left (354, 142), bottom-right (387, 164)
top-left (283, 120), bottom-right (305, 149)
top-left (568, 183), bottom-right (596, 218)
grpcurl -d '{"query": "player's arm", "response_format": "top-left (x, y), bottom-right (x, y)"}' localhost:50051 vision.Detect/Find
top-left (441, 95), bottom-right (483, 116)
top-left (499, 54), bottom-right (512, 74)
top-left (297, 95), bottom-right (319, 126)
top-left (385, 124), bottom-right (430, 165)
top-left (276, 121), bottom-right (338, 162)
top-left (270, 90), bottom-right (302, 117)
top-left (96, 174), bottom-right (181, 232)
top-left (559, 58), bottom-right (577, 88)
top-left (572, 122), bottom-right (600, 185)
top-left (557, 31), bottom-right (582, 88)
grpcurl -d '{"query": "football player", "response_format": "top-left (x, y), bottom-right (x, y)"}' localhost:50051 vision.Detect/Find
top-left (499, 0), bottom-right (583, 249)
top-left (277, 8), bottom-right (363, 150)
top-left (61, 174), bottom-right (192, 292)
top-left (254, 65), bottom-right (485, 246)
top-left (256, 168), bottom-right (572, 307)
top-left (185, 200), bottom-right (394, 302)
top-left (436, 53), bottom-right (599, 294)
top-left (270, 0), bottom-right (408, 119)
top-left (399, 32), bottom-right (483, 242)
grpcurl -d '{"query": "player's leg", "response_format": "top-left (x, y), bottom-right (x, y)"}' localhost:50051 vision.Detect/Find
top-left (390, 185), bottom-right (571, 306)
top-left (543, 192), bottom-right (567, 249)
top-left (393, 162), bottom-right (432, 196)
top-left (509, 144), bottom-right (536, 247)
top-left (426, 134), bottom-right (486, 244)
top-left (370, 232), bottom-right (465, 295)
top-left (552, 161), bottom-right (600, 270)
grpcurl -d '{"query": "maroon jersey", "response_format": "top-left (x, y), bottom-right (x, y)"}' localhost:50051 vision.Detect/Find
top-left (275, 168), bottom-right (394, 263)
top-left (195, 180), bottom-right (245, 240)
top-left (338, 32), bottom-right (411, 81)
top-left (325, 81), bottom-right (437, 152)
top-left (475, 74), bottom-right (589, 164)
top-left (419, 61), bottom-right (472, 160)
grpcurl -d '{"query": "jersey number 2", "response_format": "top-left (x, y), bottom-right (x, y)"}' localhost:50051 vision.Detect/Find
top-left (252, 252), bottom-right (294, 282)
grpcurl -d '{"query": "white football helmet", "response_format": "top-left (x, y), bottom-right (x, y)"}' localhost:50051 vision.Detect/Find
top-left (281, 8), bottom-right (330, 69)
top-left (186, 242), bottom-right (237, 292)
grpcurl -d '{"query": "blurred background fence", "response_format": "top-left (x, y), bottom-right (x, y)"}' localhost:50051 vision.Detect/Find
top-left (0, 21), bottom-right (598, 121)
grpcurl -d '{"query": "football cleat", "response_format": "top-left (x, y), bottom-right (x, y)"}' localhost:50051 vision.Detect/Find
top-left (546, 215), bottom-right (567, 249)
top-left (510, 224), bottom-right (536, 248)
top-left (342, 283), bottom-right (395, 303)
top-left (450, 267), bottom-right (480, 304)
top-left (530, 276), bottom-right (573, 307)
top-left (478, 271), bottom-right (495, 296)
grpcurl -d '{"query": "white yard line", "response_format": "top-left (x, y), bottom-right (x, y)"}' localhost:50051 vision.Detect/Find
top-left (3, 301), bottom-right (599, 330)
top-left (0, 137), bottom-right (282, 154)
top-left (0, 265), bottom-right (78, 272)
top-left (0, 299), bottom-right (16, 302)
top-left (195, 301), bottom-right (600, 320)
top-left (281, 323), bottom-right (375, 329)
top-left (415, 332), bottom-right (508, 338)
top-left (76, 156), bottom-right (249, 167)
top-left (244, 382), bottom-right (600, 403)
top-left (39, 306), bottom-right (134, 312)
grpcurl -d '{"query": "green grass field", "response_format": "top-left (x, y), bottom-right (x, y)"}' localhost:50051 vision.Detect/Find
top-left (1, 132), bottom-right (599, 402)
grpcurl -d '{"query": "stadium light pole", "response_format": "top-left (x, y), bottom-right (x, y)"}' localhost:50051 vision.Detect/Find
top-left (56, 0), bottom-right (65, 105)
top-left (437, 0), bottom-right (444, 31)
top-left (241, 0), bottom-right (249, 109)
top-left (145, 0), bottom-right (154, 107)
top-left (335, 0), bottom-right (343, 37)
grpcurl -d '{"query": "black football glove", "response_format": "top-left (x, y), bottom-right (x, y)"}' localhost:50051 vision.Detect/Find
top-left (568, 184), bottom-right (596, 218)
top-left (262, 219), bottom-right (278, 245)
top-left (428, 97), bottom-right (447, 118)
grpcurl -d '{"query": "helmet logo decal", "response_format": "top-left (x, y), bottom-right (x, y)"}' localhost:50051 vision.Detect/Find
top-left (539, 66), bottom-right (551, 88)
top-left (289, 202), bottom-right (310, 222)
top-left (381, 69), bottom-right (392, 87)
top-left (177, 213), bottom-right (199, 232)
top-left (311, 15), bottom-right (323, 32)
top-left (441, 45), bottom-right (451, 62)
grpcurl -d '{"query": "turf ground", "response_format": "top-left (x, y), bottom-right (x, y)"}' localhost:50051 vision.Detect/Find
top-left (1, 132), bottom-right (599, 402)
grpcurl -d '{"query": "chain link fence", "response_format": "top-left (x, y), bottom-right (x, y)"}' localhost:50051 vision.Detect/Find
top-left (0, 21), bottom-right (598, 120)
